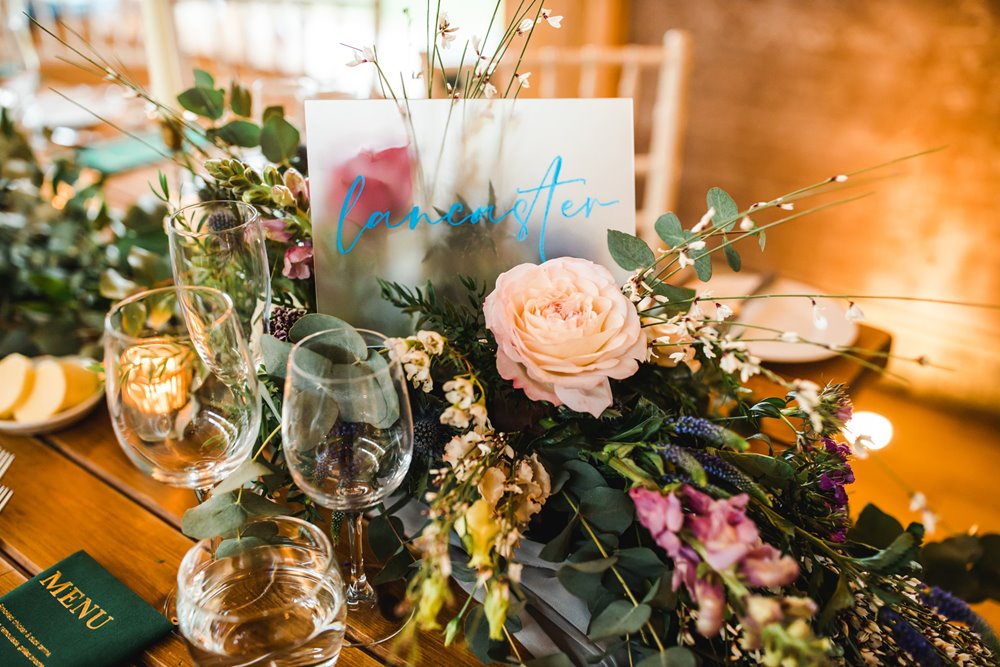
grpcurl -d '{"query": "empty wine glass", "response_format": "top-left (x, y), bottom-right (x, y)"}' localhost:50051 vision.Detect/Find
top-left (167, 201), bottom-right (271, 366)
top-left (176, 515), bottom-right (347, 666)
top-left (282, 328), bottom-right (414, 645)
top-left (104, 286), bottom-right (260, 491)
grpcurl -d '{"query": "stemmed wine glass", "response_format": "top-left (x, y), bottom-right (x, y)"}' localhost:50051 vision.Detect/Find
top-left (176, 515), bottom-right (347, 667)
top-left (104, 286), bottom-right (260, 492)
top-left (282, 328), bottom-right (414, 645)
top-left (167, 201), bottom-right (271, 366)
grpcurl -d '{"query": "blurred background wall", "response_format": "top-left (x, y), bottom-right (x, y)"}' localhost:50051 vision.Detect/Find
top-left (627, 0), bottom-right (1000, 414)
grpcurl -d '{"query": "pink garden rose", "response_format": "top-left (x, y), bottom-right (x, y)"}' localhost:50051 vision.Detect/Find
top-left (282, 242), bottom-right (313, 279)
top-left (328, 145), bottom-right (413, 226)
top-left (483, 257), bottom-right (645, 417)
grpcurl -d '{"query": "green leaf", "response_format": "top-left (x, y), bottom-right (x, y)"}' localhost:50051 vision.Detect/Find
top-left (642, 572), bottom-right (677, 610)
top-left (372, 548), bottom-right (413, 584)
top-left (261, 334), bottom-right (293, 380)
top-left (213, 459), bottom-right (273, 494)
top-left (654, 212), bottom-right (685, 247)
top-left (368, 513), bottom-right (405, 561)
top-left (238, 492), bottom-right (294, 518)
top-left (607, 230), bottom-right (655, 271)
top-left (562, 460), bottom-right (607, 498)
top-left (556, 564), bottom-right (605, 602)
top-left (216, 536), bottom-right (266, 558)
top-left (856, 523), bottom-right (924, 574)
top-left (588, 600), bottom-right (651, 639)
top-left (849, 503), bottom-right (904, 549)
top-left (818, 572), bottom-right (854, 626)
top-left (181, 492), bottom-right (247, 539)
top-left (288, 313), bottom-right (363, 351)
top-left (707, 186), bottom-right (739, 231)
top-left (260, 115), bottom-right (300, 163)
top-left (211, 120), bottom-right (261, 148)
top-left (616, 548), bottom-right (666, 579)
top-left (723, 241), bottom-right (742, 272)
top-left (758, 229), bottom-right (767, 251)
top-left (650, 281), bottom-right (696, 305)
top-left (566, 556), bottom-right (618, 573)
top-left (193, 69), bottom-right (215, 88)
top-left (538, 515), bottom-right (577, 562)
top-left (177, 86), bottom-right (225, 120)
top-left (636, 647), bottom-right (697, 667)
top-left (230, 82), bottom-right (252, 117)
top-left (262, 105), bottom-right (285, 123)
top-left (718, 451), bottom-right (795, 487)
top-left (693, 250), bottom-right (712, 282)
top-left (580, 487), bottom-right (634, 535)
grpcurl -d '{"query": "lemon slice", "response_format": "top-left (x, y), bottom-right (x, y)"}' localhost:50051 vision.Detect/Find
top-left (0, 354), bottom-right (36, 419)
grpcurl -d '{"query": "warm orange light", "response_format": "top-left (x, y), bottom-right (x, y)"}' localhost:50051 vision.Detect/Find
top-left (843, 411), bottom-right (894, 451)
top-left (120, 342), bottom-right (194, 414)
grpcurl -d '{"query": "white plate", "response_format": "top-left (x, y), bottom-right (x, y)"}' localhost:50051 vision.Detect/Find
top-left (733, 278), bottom-right (859, 363)
top-left (0, 357), bottom-right (104, 436)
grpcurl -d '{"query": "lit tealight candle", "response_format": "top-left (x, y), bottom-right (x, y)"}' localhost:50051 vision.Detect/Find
top-left (843, 411), bottom-right (893, 451)
top-left (120, 342), bottom-right (194, 415)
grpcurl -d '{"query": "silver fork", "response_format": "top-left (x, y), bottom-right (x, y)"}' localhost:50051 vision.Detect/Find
top-left (0, 485), bottom-right (11, 513)
top-left (0, 448), bottom-right (12, 480)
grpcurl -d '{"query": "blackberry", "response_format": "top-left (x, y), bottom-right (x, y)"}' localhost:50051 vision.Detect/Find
top-left (270, 305), bottom-right (307, 342)
top-left (413, 416), bottom-right (448, 460)
top-left (669, 416), bottom-right (726, 446)
top-left (206, 208), bottom-right (242, 232)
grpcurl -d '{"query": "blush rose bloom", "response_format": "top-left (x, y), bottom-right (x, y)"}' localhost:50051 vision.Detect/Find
top-left (483, 258), bottom-right (645, 417)
top-left (328, 145), bottom-right (413, 227)
top-left (282, 242), bottom-right (313, 279)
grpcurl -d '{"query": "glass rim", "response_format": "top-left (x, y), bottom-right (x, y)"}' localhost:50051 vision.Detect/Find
top-left (287, 328), bottom-right (400, 384)
top-left (176, 515), bottom-right (335, 623)
top-left (103, 285), bottom-right (238, 345)
top-left (166, 200), bottom-right (261, 239)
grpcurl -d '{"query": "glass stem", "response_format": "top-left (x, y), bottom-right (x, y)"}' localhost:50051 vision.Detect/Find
top-left (194, 488), bottom-right (210, 503)
top-left (345, 511), bottom-right (376, 610)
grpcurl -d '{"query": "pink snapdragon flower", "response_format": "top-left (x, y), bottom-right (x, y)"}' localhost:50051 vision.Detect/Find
top-left (282, 242), bottom-right (313, 279)
top-left (261, 218), bottom-right (292, 243)
top-left (629, 485), bottom-right (800, 637)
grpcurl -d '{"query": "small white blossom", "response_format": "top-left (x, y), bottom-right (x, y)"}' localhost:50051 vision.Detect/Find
top-left (416, 330), bottom-right (445, 355)
top-left (811, 299), bottom-right (829, 331)
top-left (778, 202), bottom-right (795, 211)
top-left (909, 491), bottom-right (927, 512)
top-left (346, 45), bottom-right (376, 67)
top-left (469, 403), bottom-right (491, 433)
top-left (688, 299), bottom-right (705, 320)
top-left (739, 216), bottom-right (754, 231)
top-left (793, 379), bottom-right (823, 432)
top-left (437, 12), bottom-right (459, 48)
top-left (440, 405), bottom-right (471, 430)
top-left (483, 80), bottom-right (498, 98)
top-left (515, 71), bottom-right (532, 88)
top-left (538, 8), bottom-right (563, 28)
top-left (834, 174), bottom-right (849, 183)
top-left (516, 18), bottom-right (535, 35)
top-left (720, 352), bottom-right (740, 375)
top-left (687, 240), bottom-right (707, 251)
top-left (715, 303), bottom-right (733, 321)
top-left (691, 207), bottom-right (715, 234)
top-left (444, 377), bottom-right (476, 409)
top-left (846, 301), bottom-right (865, 322)
top-left (780, 331), bottom-right (800, 343)
top-left (677, 250), bottom-right (693, 269)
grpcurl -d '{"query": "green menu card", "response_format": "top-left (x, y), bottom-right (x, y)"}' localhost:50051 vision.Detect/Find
top-left (0, 551), bottom-right (173, 666)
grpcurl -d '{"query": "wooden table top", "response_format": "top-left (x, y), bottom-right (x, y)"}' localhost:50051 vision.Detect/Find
top-left (0, 412), bottom-right (484, 666)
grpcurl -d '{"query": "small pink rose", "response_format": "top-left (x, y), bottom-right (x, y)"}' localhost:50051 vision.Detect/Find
top-left (483, 257), bottom-right (645, 417)
top-left (283, 242), bottom-right (313, 280)
top-left (261, 218), bottom-right (292, 243)
top-left (739, 543), bottom-right (800, 587)
top-left (329, 144), bottom-right (413, 226)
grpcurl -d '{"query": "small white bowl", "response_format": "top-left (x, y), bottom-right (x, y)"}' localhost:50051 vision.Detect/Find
top-left (0, 357), bottom-right (104, 436)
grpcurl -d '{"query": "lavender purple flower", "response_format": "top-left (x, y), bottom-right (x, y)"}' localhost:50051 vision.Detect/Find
top-left (878, 607), bottom-right (944, 666)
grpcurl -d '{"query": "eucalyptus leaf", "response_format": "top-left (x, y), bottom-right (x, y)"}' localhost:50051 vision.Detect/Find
top-left (368, 513), bottom-right (406, 561)
top-left (177, 86), bottom-right (224, 120)
top-left (372, 548), bottom-right (413, 584)
top-left (636, 647), bottom-right (697, 667)
top-left (216, 536), bottom-right (266, 559)
top-left (230, 82), bottom-right (252, 117)
top-left (193, 69), bottom-right (215, 88)
top-left (181, 492), bottom-right (246, 539)
top-left (261, 334), bottom-right (293, 380)
top-left (566, 556), bottom-right (618, 573)
top-left (260, 115), bottom-right (300, 163)
top-left (708, 186), bottom-right (739, 231)
top-left (654, 212), bottom-right (685, 247)
top-left (723, 241), bottom-right (742, 272)
top-left (616, 547), bottom-right (666, 579)
top-left (693, 250), bottom-right (713, 282)
top-left (607, 230), bottom-right (655, 271)
top-left (556, 565), bottom-right (605, 602)
top-left (580, 487), bottom-right (634, 535)
top-left (538, 515), bottom-right (578, 562)
top-left (588, 600), bottom-right (651, 639)
top-left (211, 120), bottom-right (261, 148)
top-left (238, 491), bottom-right (295, 518)
top-left (288, 313), bottom-right (365, 355)
top-left (213, 459), bottom-right (273, 494)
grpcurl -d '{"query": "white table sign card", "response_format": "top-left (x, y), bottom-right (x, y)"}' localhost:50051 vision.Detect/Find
top-left (305, 98), bottom-right (635, 333)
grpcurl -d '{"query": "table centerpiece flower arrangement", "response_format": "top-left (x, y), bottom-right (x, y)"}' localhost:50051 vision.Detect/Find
top-left (26, 3), bottom-right (1000, 665)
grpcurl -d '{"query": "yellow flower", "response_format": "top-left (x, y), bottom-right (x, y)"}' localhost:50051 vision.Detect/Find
top-left (464, 499), bottom-right (500, 569)
top-left (414, 573), bottom-right (452, 630)
top-left (483, 580), bottom-right (510, 641)
top-left (478, 466), bottom-right (506, 508)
